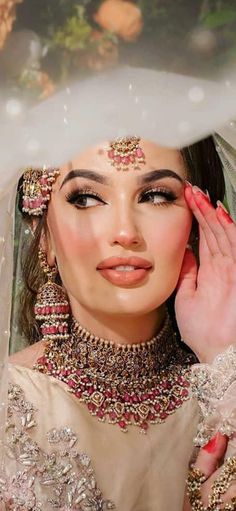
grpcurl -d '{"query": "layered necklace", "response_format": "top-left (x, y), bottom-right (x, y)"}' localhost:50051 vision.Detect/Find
top-left (35, 313), bottom-right (195, 433)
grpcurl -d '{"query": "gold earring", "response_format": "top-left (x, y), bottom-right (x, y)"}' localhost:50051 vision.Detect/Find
top-left (34, 249), bottom-right (70, 342)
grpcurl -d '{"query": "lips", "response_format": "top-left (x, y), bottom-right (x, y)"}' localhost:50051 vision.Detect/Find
top-left (97, 257), bottom-right (152, 286)
top-left (97, 256), bottom-right (152, 271)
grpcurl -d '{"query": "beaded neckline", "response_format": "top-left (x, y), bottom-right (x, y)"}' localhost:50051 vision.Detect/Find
top-left (35, 313), bottom-right (195, 433)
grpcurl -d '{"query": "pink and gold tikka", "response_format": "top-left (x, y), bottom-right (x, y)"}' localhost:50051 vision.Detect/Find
top-left (107, 136), bottom-right (145, 171)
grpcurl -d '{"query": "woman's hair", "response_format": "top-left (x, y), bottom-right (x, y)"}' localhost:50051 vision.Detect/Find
top-left (17, 135), bottom-right (225, 344)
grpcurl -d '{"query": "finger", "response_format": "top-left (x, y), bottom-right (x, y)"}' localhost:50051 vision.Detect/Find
top-left (198, 224), bottom-right (211, 265)
top-left (194, 432), bottom-right (228, 479)
top-left (216, 201), bottom-right (236, 261)
top-left (192, 187), bottom-right (233, 258)
top-left (185, 185), bottom-right (221, 257)
top-left (175, 248), bottom-right (197, 298)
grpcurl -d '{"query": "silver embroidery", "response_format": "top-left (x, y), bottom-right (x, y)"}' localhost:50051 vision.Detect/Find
top-left (0, 383), bottom-right (115, 510)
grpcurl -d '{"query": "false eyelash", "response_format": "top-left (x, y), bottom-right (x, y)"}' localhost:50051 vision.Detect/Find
top-left (65, 187), bottom-right (104, 205)
top-left (139, 187), bottom-right (177, 204)
top-left (65, 185), bottom-right (178, 210)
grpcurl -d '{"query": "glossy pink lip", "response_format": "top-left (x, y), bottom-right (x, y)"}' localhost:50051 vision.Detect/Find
top-left (98, 268), bottom-right (151, 286)
top-left (97, 257), bottom-right (152, 287)
top-left (97, 256), bottom-right (152, 270)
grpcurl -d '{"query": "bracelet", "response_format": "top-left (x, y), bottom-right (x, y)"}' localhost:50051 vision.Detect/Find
top-left (187, 458), bottom-right (236, 511)
top-left (186, 467), bottom-right (207, 511)
top-left (209, 457), bottom-right (236, 508)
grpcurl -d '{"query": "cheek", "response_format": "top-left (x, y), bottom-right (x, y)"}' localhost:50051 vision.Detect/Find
top-left (145, 207), bottom-right (192, 265)
top-left (47, 206), bottom-right (102, 263)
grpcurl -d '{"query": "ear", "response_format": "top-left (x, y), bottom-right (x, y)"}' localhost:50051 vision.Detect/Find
top-left (39, 222), bottom-right (56, 267)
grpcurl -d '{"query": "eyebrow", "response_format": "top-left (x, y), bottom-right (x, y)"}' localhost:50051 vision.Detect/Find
top-left (60, 168), bottom-right (184, 189)
top-left (60, 169), bottom-right (109, 189)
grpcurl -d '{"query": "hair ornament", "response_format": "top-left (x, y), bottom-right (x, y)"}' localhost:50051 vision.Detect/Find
top-left (22, 167), bottom-right (60, 216)
top-left (107, 136), bottom-right (145, 171)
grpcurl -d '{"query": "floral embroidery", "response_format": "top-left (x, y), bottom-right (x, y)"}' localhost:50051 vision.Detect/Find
top-left (0, 383), bottom-right (115, 510)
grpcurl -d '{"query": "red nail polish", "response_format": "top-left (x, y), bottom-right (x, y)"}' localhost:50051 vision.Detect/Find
top-left (202, 433), bottom-right (219, 453)
top-left (192, 186), bottom-right (210, 202)
top-left (217, 201), bottom-right (234, 224)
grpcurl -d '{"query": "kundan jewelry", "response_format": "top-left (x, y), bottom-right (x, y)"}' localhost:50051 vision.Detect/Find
top-left (35, 313), bottom-right (195, 434)
top-left (187, 457), bottom-right (236, 511)
top-left (186, 467), bottom-right (207, 511)
top-left (107, 136), bottom-right (145, 171)
top-left (208, 456), bottom-right (236, 509)
top-left (22, 167), bottom-right (60, 216)
top-left (34, 249), bottom-right (70, 342)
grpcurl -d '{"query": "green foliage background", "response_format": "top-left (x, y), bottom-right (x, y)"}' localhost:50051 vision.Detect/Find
top-left (13, 0), bottom-right (236, 80)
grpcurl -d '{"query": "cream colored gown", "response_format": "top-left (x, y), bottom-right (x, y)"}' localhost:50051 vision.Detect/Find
top-left (1, 363), bottom-right (199, 511)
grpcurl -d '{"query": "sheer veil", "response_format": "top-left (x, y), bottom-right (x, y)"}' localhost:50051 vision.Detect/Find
top-left (0, 66), bottom-right (236, 469)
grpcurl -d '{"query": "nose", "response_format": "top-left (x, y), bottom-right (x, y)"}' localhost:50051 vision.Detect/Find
top-left (109, 206), bottom-right (144, 249)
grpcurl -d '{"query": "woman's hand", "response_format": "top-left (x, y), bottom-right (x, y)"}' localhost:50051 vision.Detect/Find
top-left (183, 433), bottom-right (236, 510)
top-left (175, 184), bottom-right (236, 363)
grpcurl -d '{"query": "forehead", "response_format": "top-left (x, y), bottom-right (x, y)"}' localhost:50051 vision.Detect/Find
top-left (57, 139), bottom-right (186, 183)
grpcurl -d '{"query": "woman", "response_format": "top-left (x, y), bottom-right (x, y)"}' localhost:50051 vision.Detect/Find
top-left (2, 134), bottom-right (236, 510)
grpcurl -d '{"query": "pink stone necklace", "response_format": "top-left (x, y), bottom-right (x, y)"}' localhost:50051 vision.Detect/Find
top-left (35, 313), bottom-right (195, 433)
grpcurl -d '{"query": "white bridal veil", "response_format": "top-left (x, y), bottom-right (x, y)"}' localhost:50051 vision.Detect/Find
top-left (0, 63), bottom-right (236, 467)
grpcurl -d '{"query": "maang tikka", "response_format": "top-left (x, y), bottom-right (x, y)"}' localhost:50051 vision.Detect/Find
top-left (107, 136), bottom-right (145, 171)
top-left (34, 249), bottom-right (70, 343)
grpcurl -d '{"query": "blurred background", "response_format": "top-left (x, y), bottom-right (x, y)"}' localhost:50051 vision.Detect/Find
top-left (1, 0), bottom-right (236, 105)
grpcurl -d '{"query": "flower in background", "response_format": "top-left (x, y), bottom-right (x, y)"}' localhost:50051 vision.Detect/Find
top-left (94, 0), bottom-right (143, 42)
top-left (0, 0), bottom-right (22, 49)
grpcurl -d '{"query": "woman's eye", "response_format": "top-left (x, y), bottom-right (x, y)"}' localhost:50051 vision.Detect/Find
top-left (139, 189), bottom-right (177, 206)
top-left (66, 190), bottom-right (105, 209)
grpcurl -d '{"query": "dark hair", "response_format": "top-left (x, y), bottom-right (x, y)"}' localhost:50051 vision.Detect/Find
top-left (17, 135), bottom-right (225, 344)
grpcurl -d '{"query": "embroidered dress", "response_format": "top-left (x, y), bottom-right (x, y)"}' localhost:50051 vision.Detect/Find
top-left (0, 317), bottom-right (200, 511)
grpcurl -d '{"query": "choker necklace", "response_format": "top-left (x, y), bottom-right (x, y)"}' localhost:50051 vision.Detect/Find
top-left (35, 313), bottom-right (195, 433)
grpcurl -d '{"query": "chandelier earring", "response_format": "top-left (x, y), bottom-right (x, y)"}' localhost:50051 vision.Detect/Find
top-left (34, 248), bottom-right (70, 343)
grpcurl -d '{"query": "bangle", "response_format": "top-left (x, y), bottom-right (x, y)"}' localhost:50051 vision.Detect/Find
top-left (186, 467), bottom-right (207, 511)
top-left (187, 457), bottom-right (236, 511)
top-left (209, 457), bottom-right (236, 509)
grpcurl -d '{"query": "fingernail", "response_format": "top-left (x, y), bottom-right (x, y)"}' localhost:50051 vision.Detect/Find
top-left (192, 186), bottom-right (208, 198)
top-left (205, 189), bottom-right (210, 199)
top-left (185, 180), bottom-right (192, 187)
top-left (217, 200), bottom-right (234, 224)
top-left (202, 433), bottom-right (220, 453)
top-left (192, 185), bottom-right (210, 203)
top-left (217, 200), bottom-right (229, 214)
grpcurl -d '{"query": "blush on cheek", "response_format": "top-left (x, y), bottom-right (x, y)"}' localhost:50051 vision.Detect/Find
top-left (47, 201), bottom-right (98, 256)
top-left (55, 224), bottom-right (98, 260)
top-left (151, 212), bottom-right (191, 258)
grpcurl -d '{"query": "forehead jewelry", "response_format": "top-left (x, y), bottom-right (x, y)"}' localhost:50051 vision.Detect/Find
top-left (22, 167), bottom-right (60, 216)
top-left (107, 136), bottom-right (146, 171)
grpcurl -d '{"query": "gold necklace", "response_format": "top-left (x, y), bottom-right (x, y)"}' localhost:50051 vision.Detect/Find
top-left (35, 313), bottom-right (195, 433)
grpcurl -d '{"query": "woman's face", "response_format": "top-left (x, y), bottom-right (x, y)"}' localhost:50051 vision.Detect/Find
top-left (46, 139), bottom-right (192, 318)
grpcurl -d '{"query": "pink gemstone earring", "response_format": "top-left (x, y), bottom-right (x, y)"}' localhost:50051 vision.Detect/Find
top-left (34, 249), bottom-right (70, 342)
top-left (107, 136), bottom-right (145, 171)
top-left (22, 167), bottom-right (60, 216)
